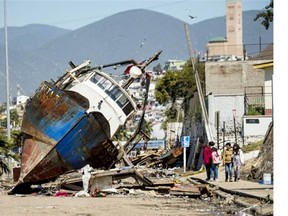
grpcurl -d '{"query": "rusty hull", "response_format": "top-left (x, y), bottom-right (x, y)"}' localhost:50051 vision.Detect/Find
top-left (14, 81), bottom-right (119, 190)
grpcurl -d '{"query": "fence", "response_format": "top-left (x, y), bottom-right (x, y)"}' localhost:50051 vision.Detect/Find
top-left (244, 86), bottom-right (272, 116)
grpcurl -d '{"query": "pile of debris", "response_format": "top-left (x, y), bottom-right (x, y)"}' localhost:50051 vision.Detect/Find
top-left (11, 165), bottom-right (207, 199)
top-left (243, 122), bottom-right (273, 182)
top-left (129, 147), bottom-right (183, 168)
top-left (0, 145), bottom-right (208, 198)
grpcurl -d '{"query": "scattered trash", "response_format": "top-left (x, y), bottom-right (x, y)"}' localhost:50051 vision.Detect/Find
top-left (54, 191), bottom-right (69, 197)
top-left (263, 173), bottom-right (272, 185)
top-left (75, 164), bottom-right (92, 197)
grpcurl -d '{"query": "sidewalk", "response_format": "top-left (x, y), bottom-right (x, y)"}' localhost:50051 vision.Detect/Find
top-left (190, 166), bottom-right (273, 202)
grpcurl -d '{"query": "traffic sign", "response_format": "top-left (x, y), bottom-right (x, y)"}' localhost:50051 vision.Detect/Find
top-left (181, 136), bottom-right (190, 148)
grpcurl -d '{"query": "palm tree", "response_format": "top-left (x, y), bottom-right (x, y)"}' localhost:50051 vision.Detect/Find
top-left (0, 131), bottom-right (21, 176)
top-left (0, 134), bottom-right (12, 175)
top-left (254, 0), bottom-right (273, 30)
top-left (142, 119), bottom-right (153, 150)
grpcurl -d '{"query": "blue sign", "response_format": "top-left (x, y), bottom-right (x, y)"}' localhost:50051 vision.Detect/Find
top-left (134, 140), bottom-right (165, 150)
top-left (181, 136), bottom-right (190, 148)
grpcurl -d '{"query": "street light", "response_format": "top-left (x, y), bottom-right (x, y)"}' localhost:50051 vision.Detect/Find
top-left (232, 109), bottom-right (237, 144)
top-left (4, 0), bottom-right (11, 140)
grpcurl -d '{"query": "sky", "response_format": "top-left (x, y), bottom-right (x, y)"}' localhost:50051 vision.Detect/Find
top-left (0, 0), bottom-right (269, 30)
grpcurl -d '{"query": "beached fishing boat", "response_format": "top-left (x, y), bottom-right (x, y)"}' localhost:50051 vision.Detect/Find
top-left (11, 51), bottom-right (162, 192)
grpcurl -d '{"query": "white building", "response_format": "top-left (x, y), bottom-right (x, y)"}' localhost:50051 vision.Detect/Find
top-left (164, 60), bottom-right (186, 71)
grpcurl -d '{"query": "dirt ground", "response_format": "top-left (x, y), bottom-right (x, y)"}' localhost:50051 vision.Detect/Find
top-left (0, 189), bottom-right (246, 216)
top-left (0, 164), bottom-right (260, 216)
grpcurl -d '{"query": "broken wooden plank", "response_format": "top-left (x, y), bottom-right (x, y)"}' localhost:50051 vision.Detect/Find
top-left (134, 169), bottom-right (154, 186)
top-left (170, 183), bottom-right (201, 196)
top-left (145, 186), bottom-right (171, 194)
top-left (61, 184), bottom-right (83, 191)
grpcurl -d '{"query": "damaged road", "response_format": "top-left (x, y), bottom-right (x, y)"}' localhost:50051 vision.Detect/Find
top-left (1, 163), bottom-right (273, 216)
top-left (3, 140), bottom-right (274, 216)
top-left (0, 191), bottom-right (250, 216)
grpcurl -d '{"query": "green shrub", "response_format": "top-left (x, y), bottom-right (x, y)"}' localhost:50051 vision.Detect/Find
top-left (247, 105), bottom-right (265, 115)
top-left (242, 140), bottom-right (263, 153)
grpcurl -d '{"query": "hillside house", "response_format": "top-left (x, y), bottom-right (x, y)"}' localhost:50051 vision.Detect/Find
top-left (164, 60), bottom-right (186, 71)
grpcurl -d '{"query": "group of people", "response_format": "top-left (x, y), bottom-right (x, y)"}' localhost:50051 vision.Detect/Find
top-left (202, 141), bottom-right (244, 182)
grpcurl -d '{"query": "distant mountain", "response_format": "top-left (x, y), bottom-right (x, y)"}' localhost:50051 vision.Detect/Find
top-left (0, 9), bottom-right (273, 103)
top-left (0, 24), bottom-right (71, 50)
top-left (0, 24), bottom-right (71, 102)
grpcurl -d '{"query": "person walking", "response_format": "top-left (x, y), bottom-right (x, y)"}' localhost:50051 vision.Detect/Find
top-left (232, 143), bottom-right (244, 181)
top-left (222, 142), bottom-right (233, 182)
top-left (211, 146), bottom-right (221, 181)
top-left (201, 141), bottom-right (213, 181)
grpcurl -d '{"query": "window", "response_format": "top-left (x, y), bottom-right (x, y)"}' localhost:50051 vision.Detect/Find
top-left (246, 119), bottom-right (260, 124)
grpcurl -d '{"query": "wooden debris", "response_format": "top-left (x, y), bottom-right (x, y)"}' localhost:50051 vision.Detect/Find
top-left (170, 183), bottom-right (201, 197)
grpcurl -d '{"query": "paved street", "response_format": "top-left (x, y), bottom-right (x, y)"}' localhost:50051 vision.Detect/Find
top-left (191, 165), bottom-right (273, 201)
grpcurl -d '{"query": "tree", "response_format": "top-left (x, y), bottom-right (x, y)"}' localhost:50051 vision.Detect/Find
top-left (10, 130), bottom-right (23, 153)
top-left (0, 130), bottom-right (22, 175)
top-left (0, 108), bottom-right (20, 129)
top-left (142, 119), bottom-right (153, 150)
top-left (154, 60), bottom-right (205, 105)
top-left (154, 71), bottom-right (180, 104)
top-left (115, 126), bottom-right (131, 141)
top-left (153, 63), bottom-right (163, 74)
top-left (155, 60), bottom-right (205, 130)
top-left (142, 119), bottom-right (153, 137)
top-left (0, 104), bottom-right (5, 113)
top-left (10, 109), bottom-right (20, 128)
top-left (254, 0), bottom-right (273, 30)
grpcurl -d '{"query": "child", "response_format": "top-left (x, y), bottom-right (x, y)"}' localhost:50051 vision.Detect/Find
top-left (211, 146), bottom-right (221, 181)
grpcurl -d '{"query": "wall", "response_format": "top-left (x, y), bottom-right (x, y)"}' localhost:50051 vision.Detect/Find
top-left (242, 116), bottom-right (272, 137)
top-left (207, 94), bottom-right (244, 145)
top-left (205, 61), bottom-right (265, 96)
top-left (264, 66), bottom-right (273, 115)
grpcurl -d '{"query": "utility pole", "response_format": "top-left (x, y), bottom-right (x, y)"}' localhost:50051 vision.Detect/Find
top-left (4, 0), bottom-right (11, 140)
top-left (184, 23), bottom-right (213, 142)
top-left (215, 111), bottom-right (220, 149)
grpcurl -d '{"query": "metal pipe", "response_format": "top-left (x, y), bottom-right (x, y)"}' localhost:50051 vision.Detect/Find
top-left (233, 109), bottom-right (237, 144)
top-left (222, 121), bottom-right (226, 148)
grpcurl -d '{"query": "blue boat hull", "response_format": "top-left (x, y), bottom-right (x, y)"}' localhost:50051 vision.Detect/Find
top-left (18, 81), bottom-right (119, 184)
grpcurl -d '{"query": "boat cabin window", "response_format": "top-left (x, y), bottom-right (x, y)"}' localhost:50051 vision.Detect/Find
top-left (90, 73), bottom-right (101, 84)
top-left (90, 73), bottom-right (134, 115)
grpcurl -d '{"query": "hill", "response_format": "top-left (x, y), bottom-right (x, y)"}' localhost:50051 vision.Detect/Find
top-left (0, 9), bottom-right (273, 103)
